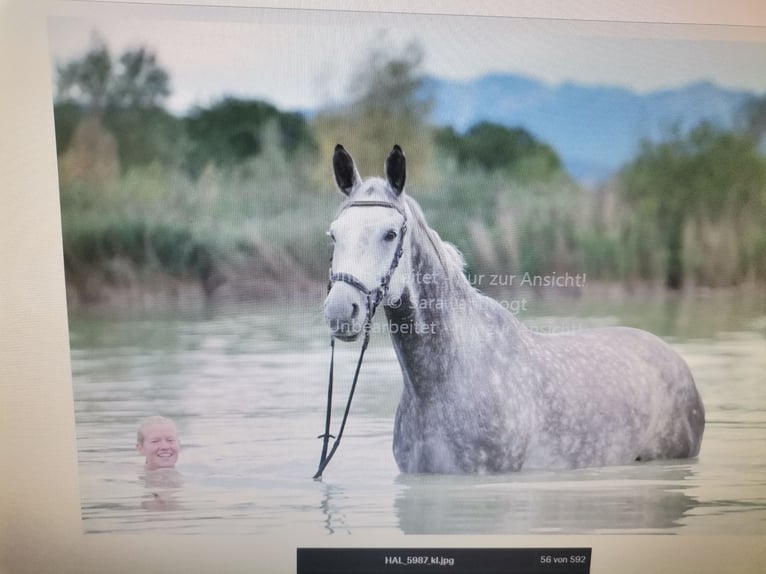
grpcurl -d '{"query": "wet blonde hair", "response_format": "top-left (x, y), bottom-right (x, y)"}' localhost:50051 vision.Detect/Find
top-left (136, 415), bottom-right (176, 446)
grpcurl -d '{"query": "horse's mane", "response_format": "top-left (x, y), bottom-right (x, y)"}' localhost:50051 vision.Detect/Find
top-left (340, 178), bottom-right (473, 294)
top-left (403, 195), bottom-right (473, 293)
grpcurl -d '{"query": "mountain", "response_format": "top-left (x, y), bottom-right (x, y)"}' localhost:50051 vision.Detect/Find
top-left (424, 74), bottom-right (755, 183)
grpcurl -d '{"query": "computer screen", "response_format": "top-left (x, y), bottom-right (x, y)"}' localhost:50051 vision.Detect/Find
top-left (2, 1), bottom-right (765, 573)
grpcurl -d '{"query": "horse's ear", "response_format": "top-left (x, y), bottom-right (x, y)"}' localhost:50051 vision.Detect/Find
top-left (385, 144), bottom-right (406, 196)
top-left (333, 144), bottom-right (361, 196)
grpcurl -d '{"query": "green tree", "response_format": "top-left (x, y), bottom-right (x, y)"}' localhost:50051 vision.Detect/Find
top-left (740, 94), bottom-right (766, 142)
top-left (348, 39), bottom-right (431, 119)
top-left (312, 39), bottom-right (434, 189)
top-left (56, 35), bottom-right (170, 111)
top-left (435, 121), bottom-right (562, 178)
top-left (620, 122), bottom-right (766, 288)
top-left (56, 36), bottom-right (113, 111)
top-left (183, 97), bottom-right (316, 178)
top-left (110, 47), bottom-right (171, 108)
top-left (53, 34), bottom-right (182, 171)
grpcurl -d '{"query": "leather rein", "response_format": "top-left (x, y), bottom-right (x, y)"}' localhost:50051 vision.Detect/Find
top-left (313, 200), bottom-right (408, 479)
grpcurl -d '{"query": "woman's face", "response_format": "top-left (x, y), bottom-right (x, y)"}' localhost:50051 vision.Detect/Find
top-left (137, 422), bottom-right (179, 470)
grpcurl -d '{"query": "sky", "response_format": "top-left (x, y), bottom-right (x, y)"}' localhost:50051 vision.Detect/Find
top-left (47, 5), bottom-right (766, 114)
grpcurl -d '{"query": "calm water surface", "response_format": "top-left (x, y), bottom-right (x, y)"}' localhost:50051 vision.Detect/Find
top-left (70, 293), bottom-right (766, 535)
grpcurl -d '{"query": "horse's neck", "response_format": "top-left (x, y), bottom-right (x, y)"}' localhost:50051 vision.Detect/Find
top-left (383, 226), bottom-right (522, 397)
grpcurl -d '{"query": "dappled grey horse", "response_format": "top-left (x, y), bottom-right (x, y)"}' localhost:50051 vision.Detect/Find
top-left (324, 144), bottom-right (704, 474)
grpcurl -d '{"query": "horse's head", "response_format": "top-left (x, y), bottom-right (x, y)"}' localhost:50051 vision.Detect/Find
top-left (324, 144), bottom-right (411, 341)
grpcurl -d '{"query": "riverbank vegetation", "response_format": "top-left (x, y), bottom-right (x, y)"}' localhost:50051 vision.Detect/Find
top-left (54, 36), bottom-right (766, 308)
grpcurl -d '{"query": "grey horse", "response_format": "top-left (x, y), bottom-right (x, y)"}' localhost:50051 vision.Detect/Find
top-left (324, 144), bottom-right (705, 474)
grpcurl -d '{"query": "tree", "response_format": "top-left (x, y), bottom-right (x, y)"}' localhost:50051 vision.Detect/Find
top-left (740, 94), bottom-right (766, 142)
top-left (110, 48), bottom-right (171, 109)
top-left (435, 121), bottom-right (562, 177)
top-left (348, 39), bottom-right (431, 120)
top-left (620, 122), bottom-right (766, 288)
top-left (53, 34), bottom-right (181, 171)
top-left (312, 38), bottom-right (434, 189)
top-left (56, 36), bottom-right (113, 111)
top-left (183, 97), bottom-right (316, 177)
top-left (55, 35), bottom-right (170, 112)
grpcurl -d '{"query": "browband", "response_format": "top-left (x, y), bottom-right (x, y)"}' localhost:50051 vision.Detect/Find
top-left (339, 200), bottom-right (408, 220)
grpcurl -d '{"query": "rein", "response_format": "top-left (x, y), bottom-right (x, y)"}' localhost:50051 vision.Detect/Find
top-left (313, 200), bottom-right (407, 479)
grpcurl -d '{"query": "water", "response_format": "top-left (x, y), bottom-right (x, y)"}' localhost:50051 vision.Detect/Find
top-left (70, 293), bottom-right (766, 535)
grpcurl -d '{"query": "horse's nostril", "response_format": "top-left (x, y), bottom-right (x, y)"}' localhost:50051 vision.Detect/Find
top-left (350, 303), bottom-right (359, 319)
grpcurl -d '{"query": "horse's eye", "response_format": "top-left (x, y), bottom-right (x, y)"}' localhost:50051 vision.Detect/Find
top-left (327, 230), bottom-right (335, 242)
top-left (384, 230), bottom-right (397, 242)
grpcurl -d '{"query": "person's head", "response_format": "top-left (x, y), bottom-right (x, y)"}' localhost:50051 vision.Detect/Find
top-left (136, 416), bottom-right (180, 470)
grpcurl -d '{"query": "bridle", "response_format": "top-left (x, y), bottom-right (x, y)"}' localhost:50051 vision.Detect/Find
top-left (328, 200), bottom-right (408, 327)
top-left (313, 200), bottom-right (408, 479)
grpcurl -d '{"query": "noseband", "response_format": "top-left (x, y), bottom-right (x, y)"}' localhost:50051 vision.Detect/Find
top-left (314, 200), bottom-right (408, 480)
top-left (327, 200), bottom-right (408, 328)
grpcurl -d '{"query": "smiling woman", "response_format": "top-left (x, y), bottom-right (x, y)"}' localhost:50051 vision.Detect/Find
top-left (136, 415), bottom-right (180, 471)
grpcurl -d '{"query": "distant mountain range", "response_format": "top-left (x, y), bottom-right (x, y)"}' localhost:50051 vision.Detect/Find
top-left (423, 74), bottom-right (755, 183)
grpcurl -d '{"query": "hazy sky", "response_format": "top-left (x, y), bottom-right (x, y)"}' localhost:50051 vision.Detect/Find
top-left (47, 5), bottom-right (766, 114)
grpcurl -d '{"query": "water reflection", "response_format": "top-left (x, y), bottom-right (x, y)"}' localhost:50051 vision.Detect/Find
top-left (394, 463), bottom-right (701, 534)
top-left (140, 469), bottom-right (184, 512)
top-left (317, 483), bottom-right (352, 535)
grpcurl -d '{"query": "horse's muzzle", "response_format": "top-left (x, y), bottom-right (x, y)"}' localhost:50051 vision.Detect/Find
top-left (324, 284), bottom-right (366, 341)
